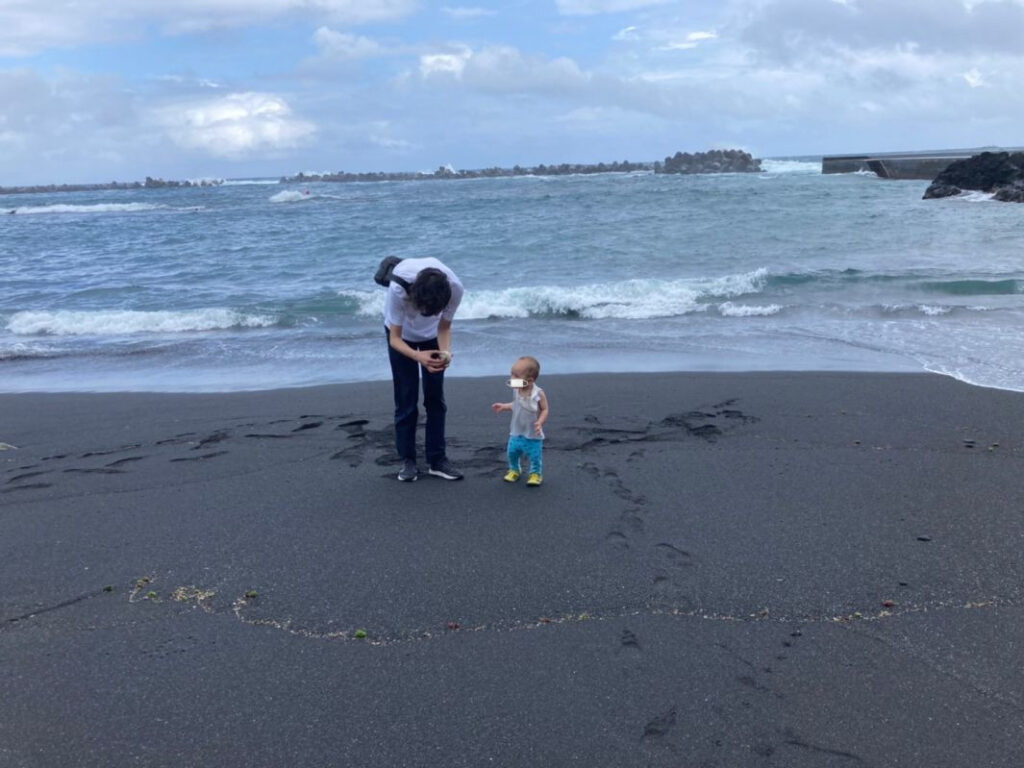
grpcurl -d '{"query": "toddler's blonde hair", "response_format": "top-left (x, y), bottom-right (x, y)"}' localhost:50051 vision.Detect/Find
top-left (516, 355), bottom-right (540, 379)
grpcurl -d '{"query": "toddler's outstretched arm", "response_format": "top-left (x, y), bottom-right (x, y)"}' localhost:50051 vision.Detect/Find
top-left (491, 402), bottom-right (512, 413)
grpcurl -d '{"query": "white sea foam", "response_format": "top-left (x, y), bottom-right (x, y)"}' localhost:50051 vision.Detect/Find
top-left (6, 203), bottom-right (165, 215)
top-left (759, 159), bottom-right (821, 175)
top-left (458, 281), bottom-right (711, 320)
top-left (882, 303), bottom-right (955, 316)
top-left (353, 269), bottom-right (769, 321)
top-left (718, 302), bottom-right (782, 317)
top-left (6, 309), bottom-right (277, 336)
top-left (0, 341), bottom-right (63, 360)
top-left (223, 178), bottom-right (280, 186)
top-left (956, 190), bottom-right (996, 203)
top-left (270, 190), bottom-right (314, 203)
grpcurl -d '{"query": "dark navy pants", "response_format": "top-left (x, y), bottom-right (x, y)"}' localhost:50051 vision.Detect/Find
top-left (386, 330), bottom-right (446, 465)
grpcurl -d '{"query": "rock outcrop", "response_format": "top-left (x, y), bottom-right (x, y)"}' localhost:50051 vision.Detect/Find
top-left (655, 149), bottom-right (761, 175)
top-left (923, 151), bottom-right (1024, 202)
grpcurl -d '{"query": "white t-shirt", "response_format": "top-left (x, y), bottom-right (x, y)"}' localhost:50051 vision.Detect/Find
top-left (383, 257), bottom-right (464, 342)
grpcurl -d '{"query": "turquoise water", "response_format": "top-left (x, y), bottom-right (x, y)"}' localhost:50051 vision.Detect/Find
top-left (2, 161), bottom-right (1023, 392)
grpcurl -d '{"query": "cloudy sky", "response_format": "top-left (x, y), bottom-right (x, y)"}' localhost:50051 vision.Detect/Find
top-left (1, 0), bottom-right (1021, 184)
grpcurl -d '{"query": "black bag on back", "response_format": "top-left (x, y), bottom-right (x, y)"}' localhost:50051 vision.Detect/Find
top-left (374, 256), bottom-right (411, 291)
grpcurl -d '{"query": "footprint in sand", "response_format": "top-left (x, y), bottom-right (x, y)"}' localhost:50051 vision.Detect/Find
top-left (615, 627), bottom-right (644, 675)
top-left (6, 470), bottom-right (51, 484)
top-left (642, 706), bottom-right (677, 740)
top-left (605, 531), bottom-right (630, 551)
top-left (617, 627), bottom-right (643, 664)
top-left (650, 542), bottom-right (698, 609)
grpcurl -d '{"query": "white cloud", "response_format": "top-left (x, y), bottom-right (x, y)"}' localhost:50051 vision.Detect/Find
top-left (420, 47), bottom-right (473, 77)
top-left (0, 69), bottom-right (136, 137)
top-left (616, 24), bottom-right (718, 52)
top-left (635, 69), bottom-right (690, 82)
top-left (0, 0), bottom-right (418, 55)
top-left (0, 1), bottom-right (123, 55)
top-left (740, 0), bottom-right (1024, 59)
top-left (0, 68), bottom-right (155, 182)
top-left (164, 0), bottom-right (419, 33)
top-left (441, 6), bottom-right (497, 19)
top-left (313, 27), bottom-right (383, 59)
top-left (152, 92), bottom-right (315, 158)
top-left (157, 74), bottom-right (222, 88)
top-left (461, 46), bottom-right (591, 94)
top-left (370, 134), bottom-right (414, 149)
top-left (556, 0), bottom-right (670, 16)
top-left (962, 67), bottom-right (987, 87)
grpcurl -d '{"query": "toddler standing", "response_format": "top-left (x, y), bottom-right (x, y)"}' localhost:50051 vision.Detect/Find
top-left (491, 356), bottom-right (549, 486)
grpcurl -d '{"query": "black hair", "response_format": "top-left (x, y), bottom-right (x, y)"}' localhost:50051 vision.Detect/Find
top-left (408, 267), bottom-right (451, 316)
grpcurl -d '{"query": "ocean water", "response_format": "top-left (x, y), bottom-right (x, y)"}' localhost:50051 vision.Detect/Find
top-left (2, 159), bottom-right (1023, 393)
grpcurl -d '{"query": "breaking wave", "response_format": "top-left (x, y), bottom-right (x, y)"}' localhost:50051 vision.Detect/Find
top-left (223, 178), bottom-right (280, 186)
top-left (954, 191), bottom-right (997, 203)
top-left (270, 190), bottom-right (315, 203)
top-left (6, 309), bottom-right (277, 336)
top-left (759, 159), bottom-right (821, 175)
top-left (352, 269), bottom-right (770, 321)
top-left (717, 302), bottom-right (783, 317)
top-left (5, 203), bottom-right (171, 215)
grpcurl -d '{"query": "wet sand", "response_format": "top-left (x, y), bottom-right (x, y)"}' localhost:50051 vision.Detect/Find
top-left (2, 371), bottom-right (1024, 766)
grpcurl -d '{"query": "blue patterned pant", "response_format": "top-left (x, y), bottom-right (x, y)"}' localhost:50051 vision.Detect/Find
top-left (507, 435), bottom-right (543, 476)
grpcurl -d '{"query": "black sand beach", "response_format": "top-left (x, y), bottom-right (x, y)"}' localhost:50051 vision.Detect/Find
top-left (2, 371), bottom-right (1024, 766)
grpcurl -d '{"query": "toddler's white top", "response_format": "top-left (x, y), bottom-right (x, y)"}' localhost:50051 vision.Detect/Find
top-left (510, 386), bottom-right (545, 439)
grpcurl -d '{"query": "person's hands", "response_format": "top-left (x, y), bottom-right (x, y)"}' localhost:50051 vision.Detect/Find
top-left (419, 350), bottom-right (445, 372)
top-left (491, 403), bottom-right (505, 413)
top-left (534, 421), bottom-right (544, 435)
top-left (420, 349), bottom-right (452, 373)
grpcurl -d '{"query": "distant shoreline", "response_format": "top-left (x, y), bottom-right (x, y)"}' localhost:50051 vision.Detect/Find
top-left (0, 176), bottom-right (224, 197)
top-left (0, 162), bottom-right (655, 196)
top-left (0, 150), bottom-right (762, 196)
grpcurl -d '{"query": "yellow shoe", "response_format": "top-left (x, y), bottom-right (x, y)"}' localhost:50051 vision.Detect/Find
top-left (503, 469), bottom-right (520, 483)
top-left (526, 473), bottom-right (542, 486)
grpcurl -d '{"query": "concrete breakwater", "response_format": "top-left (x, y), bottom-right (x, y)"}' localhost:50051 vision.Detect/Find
top-left (822, 147), bottom-right (1024, 179)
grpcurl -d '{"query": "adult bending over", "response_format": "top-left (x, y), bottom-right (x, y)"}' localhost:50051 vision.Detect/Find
top-left (384, 257), bottom-right (464, 482)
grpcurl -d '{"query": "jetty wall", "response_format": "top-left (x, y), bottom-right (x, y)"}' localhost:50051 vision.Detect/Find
top-left (822, 147), bottom-right (1024, 179)
top-left (822, 151), bottom-right (974, 179)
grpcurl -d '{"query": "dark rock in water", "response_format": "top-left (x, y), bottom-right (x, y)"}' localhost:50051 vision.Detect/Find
top-left (655, 149), bottom-right (761, 175)
top-left (993, 179), bottom-right (1024, 203)
top-left (923, 151), bottom-right (1024, 202)
top-left (923, 182), bottom-right (963, 199)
